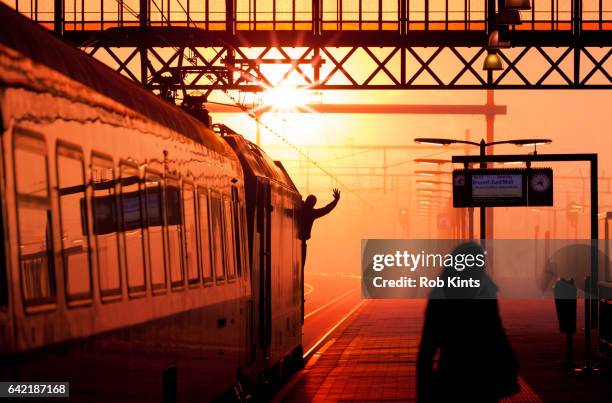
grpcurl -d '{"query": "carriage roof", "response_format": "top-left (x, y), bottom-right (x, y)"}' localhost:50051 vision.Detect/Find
top-left (0, 4), bottom-right (230, 155)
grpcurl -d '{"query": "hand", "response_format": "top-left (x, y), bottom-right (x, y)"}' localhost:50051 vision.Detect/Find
top-left (332, 188), bottom-right (340, 200)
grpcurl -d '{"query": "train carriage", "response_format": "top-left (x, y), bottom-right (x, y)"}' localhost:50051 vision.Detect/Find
top-left (222, 132), bottom-right (304, 369)
top-left (0, 4), bottom-right (303, 401)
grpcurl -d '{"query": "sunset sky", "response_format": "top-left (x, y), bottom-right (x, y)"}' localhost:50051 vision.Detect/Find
top-left (225, 88), bottom-right (612, 274)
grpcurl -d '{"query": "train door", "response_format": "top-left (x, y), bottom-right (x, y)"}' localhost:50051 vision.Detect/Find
top-left (255, 179), bottom-right (272, 357)
top-left (0, 133), bottom-right (13, 356)
top-left (231, 186), bottom-right (254, 366)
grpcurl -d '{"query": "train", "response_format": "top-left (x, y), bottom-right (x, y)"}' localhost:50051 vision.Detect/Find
top-left (0, 4), bottom-right (304, 401)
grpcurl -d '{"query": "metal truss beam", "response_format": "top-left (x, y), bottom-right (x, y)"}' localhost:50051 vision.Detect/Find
top-left (66, 29), bottom-right (611, 48)
top-left (88, 43), bottom-right (612, 94)
top-left (206, 103), bottom-right (507, 115)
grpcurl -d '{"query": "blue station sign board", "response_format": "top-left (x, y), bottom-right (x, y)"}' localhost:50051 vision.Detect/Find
top-left (453, 168), bottom-right (553, 207)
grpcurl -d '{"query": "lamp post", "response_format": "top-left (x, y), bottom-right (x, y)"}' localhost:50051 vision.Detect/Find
top-left (414, 137), bottom-right (552, 240)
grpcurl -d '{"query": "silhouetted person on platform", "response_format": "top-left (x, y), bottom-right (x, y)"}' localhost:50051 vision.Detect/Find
top-left (299, 188), bottom-right (340, 268)
top-left (417, 242), bottom-right (519, 403)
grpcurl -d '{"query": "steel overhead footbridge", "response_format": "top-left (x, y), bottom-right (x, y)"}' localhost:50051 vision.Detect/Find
top-left (7, 0), bottom-right (612, 96)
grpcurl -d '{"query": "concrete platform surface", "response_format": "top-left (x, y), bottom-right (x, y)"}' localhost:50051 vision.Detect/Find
top-left (275, 300), bottom-right (610, 402)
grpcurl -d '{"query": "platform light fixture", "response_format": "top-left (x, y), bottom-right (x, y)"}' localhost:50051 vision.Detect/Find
top-left (417, 188), bottom-right (452, 195)
top-left (414, 138), bottom-right (454, 146)
top-left (416, 180), bottom-right (452, 186)
top-left (418, 196), bottom-right (450, 202)
top-left (485, 1), bottom-right (531, 71)
top-left (496, 9), bottom-right (522, 25)
top-left (483, 51), bottom-right (504, 71)
top-left (415, 139), bottom-right (449, 146)
top-left (415, 171), bottom-right (437, 176)
top-left (414, 138), bottom-right (551, 148)
top-left (504, 0), bottom-right (532, 10)
top-left (488, 31), bottom-right (511, 49)
top-left (415, 170), bottom-right (450, 177)
top-left (513, 139), bottom-right (553, 147)
top-left (413, 158), bottom-right (449, 166)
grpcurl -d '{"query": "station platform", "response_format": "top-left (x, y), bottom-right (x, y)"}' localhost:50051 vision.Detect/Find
top-left (276, 300), bottom-right (609, 402)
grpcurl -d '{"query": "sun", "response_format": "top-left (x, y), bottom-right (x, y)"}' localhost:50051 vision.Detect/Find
top-left (261, 86), bottom-right (311, 112)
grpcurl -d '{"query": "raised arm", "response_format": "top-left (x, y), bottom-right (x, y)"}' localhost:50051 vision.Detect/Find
top-left (313, 188), bottom-right (340, 218)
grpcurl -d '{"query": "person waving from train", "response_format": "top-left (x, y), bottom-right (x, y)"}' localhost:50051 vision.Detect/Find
top-left (298, 188), bottom-right (341, 268)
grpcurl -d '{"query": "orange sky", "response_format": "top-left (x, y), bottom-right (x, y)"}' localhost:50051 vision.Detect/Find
top-left (210, 87), bottom-right (612, 274)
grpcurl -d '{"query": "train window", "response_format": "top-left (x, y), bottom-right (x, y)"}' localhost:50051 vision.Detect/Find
top-left (166, 177), bottom-right (184, 288)
top-left (13, 128), bottom-right (56, 308)
top-left (56, 142), bottom-right (92, 304)
top-left (91, 152), bottom-right (122, 301)
top-left (144, 171), bottom-right (166, 292)
top-left (197, 187), bottom-right (213, 283)
top-left (210, 192), bottom-right (225, 282)
top-left (120, 162), bottom-right (146, 296)
top-left (240, 204), bottom-right (249, 277)
top-left (292, 208), bottom-right (300, 306)
top-left (183, 182), bottom-right (199, 286)
top-left (223, 197), bottom-right (237, 281)
top-left (231, 187), bottom-right (243, 277)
